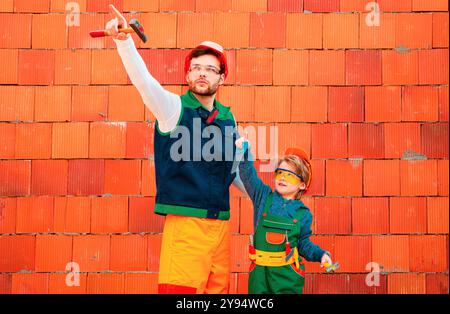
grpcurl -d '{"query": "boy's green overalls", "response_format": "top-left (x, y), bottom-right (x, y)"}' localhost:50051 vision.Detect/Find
top-left (249, 193), bottom-right (307, 294)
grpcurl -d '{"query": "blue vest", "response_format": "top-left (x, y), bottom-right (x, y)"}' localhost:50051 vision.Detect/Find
top-left (153, 90), bottom-right (238, 220)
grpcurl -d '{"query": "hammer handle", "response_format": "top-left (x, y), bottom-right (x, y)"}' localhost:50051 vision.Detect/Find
top-left (89, 27), bottom-right (134, 38)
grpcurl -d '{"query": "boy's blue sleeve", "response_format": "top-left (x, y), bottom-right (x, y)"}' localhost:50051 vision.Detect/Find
top-left (234, 142), bottom-right (272, 210)
top-left (297, 210), bottom-right (327, 262)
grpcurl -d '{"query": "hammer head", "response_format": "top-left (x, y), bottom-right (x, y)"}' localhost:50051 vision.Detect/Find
top-left (129, 19), bottom-right (148, 43)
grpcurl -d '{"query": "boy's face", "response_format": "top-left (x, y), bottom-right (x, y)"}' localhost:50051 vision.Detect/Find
top-left (275, 161), bottom-right (306, 199)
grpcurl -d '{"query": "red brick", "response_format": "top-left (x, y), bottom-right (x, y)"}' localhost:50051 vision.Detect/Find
top-left (277, 123), bottom-right (311, 157)
top-left (236, 50), bottom-right (272, 85)
top-left (314, 198), bottom-right (352, 235)
top-left (177, 13), bottom-right (214, 48)
top-left (427, 197), bottom-right (449, 234)
top-left (352, 198), bottom-right (389, 234)
top-left (311, 124), bottom-right (347, 159)
top-left (91, 49), bottom-right (128, 85)
top-left (291, 87), bottom-right (327, 122)
top-left (329, 87), bottom-right (364, 122)
top-left (268, 0), bottom-right (302, 12)
top-left (72, 235), bottom-right (110, 272)
top-left (273, 50), bottom-right (308, 85)
top-left (110, 235), bottom-right (148, 271)
top-left (32, 13), bottom-right (67, 49)
top-left (160, 0), bottom-right (195, 11)
top-left (126, 122), bottom-right (154, 158)
top-left (31, 160), bottom-right (68, 196)
top-left (345, 50), bottom-right (382, 85)
top-left (68, 14), bottom-right (105, 49)
top-left (384, 123), bottom-right (421, 158)
top-left (0, 86), bottom-right (34, 122)
top-left (104, 160), bottom-right (141, 195)
top-left (196, 0), bottom-right (231, 11)
top-left (0, 198), bottom-right (16, 234)
top-left (382, 50), bottom-right (418, 85)
top-left (239, 197), bottom-right (254, 235)
top-left (364, 160), bottom-right (400, 196)
top-left (433, 13), bottom-right (449, 48)
top-left (439, 86), bottom-right (448, 121)
top-left (390, 197), bottom-right (427, 233)
top-left (438, 160), bottom-right (448, 196)
top-left (372, 235), bottom-right (409, 272)
top-left (147, 234), bottom-right (162, 272)
top-left (139, 49), bottom-right (186, 85)
top-left (139, 12), bottom-right (177, 48)
top-left (0, 13), bottom-right (31, 48)
top-left (0, 0), bottom-right (13, 11)
top-left (89, 122), bottom-right (127, 158)
top-left (142, 160), bottom-right (157, 196)
top-left (326, 159), bottom-right (363, 197)
top-left (14, 0), bottom-right (50, 12)
top-left (72, 86), bottom-right (108, 121)
top-left (48, 273), bottom-right (87, 294)
top-left (340, 0), bottom-right (371, 12)
top-left (124, 273), bottom-right (158, 294)
top-left (377, 0), bottom-right (411, 12)
top-left (348, 124), bottom-right (384, 158)
top-left (11, 274), bottom-right (49, 294)
top-left (365, 86), bottom-right (401, 122)
top-left (55, 49), bottom-right (91, 85)
top-left (360, 13), bottom-right (396, 48)
top-left (229, 197), bottom-right (240, 234)
top-left (250, 12), bottom-right (286, 48)
top-left (0, 274), bottom-right (12, 294)
top-left (35, 86), bottom-right (71, 122)
top-left (396, 13), bottom-right (432, 49)
top-left (18, 50), bottom-right (55, 85)
top-left (334, 236), bottom-right (372, 273)
top-left (0, 49), bottom-right (18, 84)
top-left (426, 274), bottom-right (449, 294)
top-left (237, 273), bottom-right (249, 294)
top-left (412, 0), bottom-right (448, 11)
top-left (410, 235), bottom-right (448, 272)
top-left (313, 274), bottom-right (348, 294)
top-left (422, 123), bottom-right (448, 158)
top-left (310, 50), bottom-right (345, 85)
top-left (50, 0), bottom-right (87, 12)
top-left (231, 0), bottom-right (267, 12)
top-left (306, 159), bottom-right (325, 196)
top-left (223, 49), bottom-right (236, 85)
top-left (91, 197), bottom-right (128, 233)
top-left (303, 235), bottom-right (334, 273)
top-left (347, 274), bottom-right (387, 294)
top-left (68, 160), bottom-right (104, 196)
top-left (323, 13), bottom-right (359, 49)
top-left (16, 197), bottom-right (54, 233)
top-left (86, 0), bottom-right (123, 12)
top-left (0, 236), bottom-right (35, 272)
top-left (123, 0), bottom-right (158, 12)
top-left (400, 160), bottom-right (438, 196)
top-left (217, 86), bottom-right (255, 122)
top-left (87, 274), bottom-right (124, 294)
top-left (0, 124), bottom-right (15, 159)
top-left (418, 49), bottom-right (449, 85)
top-left (15, 123), bottom-right (52, 159)
top-left (53, 197), bottom-right (91, 233)
top-left (35, 235), bottom-right (72, 272)
top-left (129, 197), bottom-right (164, 233)
top-left (304, 0), bottom-right (339, 12)
top-left (230, 235), bottom-right (250, 272)
top-left (0, 161), bottom-right (31, 197)
top-left (254, 87), bottom-right (291, 122)
top-left (286, 13), bottom-right (322, 48)
top-left (52, 122), bottom-right (89, 159)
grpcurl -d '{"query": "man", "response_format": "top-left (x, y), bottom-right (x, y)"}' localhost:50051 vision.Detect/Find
top-left (106, 5), bottom-right (244, 294)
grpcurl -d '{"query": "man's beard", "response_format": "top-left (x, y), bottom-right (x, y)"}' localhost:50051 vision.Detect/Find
top-left (188, 79), bottom-right (220, 97)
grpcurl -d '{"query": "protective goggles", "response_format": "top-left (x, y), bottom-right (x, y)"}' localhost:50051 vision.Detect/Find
top-left (274, 168), bottom-right (304, 185)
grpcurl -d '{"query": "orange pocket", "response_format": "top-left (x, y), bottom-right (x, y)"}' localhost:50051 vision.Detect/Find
top-left (265, 232), bottom-right (285, 245)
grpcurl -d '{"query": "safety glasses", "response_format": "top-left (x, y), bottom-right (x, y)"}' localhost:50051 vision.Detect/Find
top-left (274, 168), bottom-right (304, 185)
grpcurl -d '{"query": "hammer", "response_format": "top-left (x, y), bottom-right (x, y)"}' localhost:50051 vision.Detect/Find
top-left (89, 19), bottom-right (148, 43)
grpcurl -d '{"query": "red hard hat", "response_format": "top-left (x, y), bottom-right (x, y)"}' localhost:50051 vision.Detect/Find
top-left (184, 41), bottom-right (228, 79)
top-left (284, 148), bottom-right (313, 189)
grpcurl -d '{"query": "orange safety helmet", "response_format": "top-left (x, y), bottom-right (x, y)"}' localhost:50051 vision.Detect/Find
top-left (284, 148), bottom-right (313, 189)
top-left (184, 41), bottom-right (228, 79)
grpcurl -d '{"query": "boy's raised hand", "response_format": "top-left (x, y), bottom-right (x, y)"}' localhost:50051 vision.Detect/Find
top-left (105, 4), bottom-right (129, 41)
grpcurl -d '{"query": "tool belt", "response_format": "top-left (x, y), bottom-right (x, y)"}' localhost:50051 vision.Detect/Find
top-left (249, 247), bottom-right (300, 268)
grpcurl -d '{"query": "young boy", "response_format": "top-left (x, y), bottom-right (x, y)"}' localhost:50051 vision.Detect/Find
top-left (235, 138), bottom-right (333, 294)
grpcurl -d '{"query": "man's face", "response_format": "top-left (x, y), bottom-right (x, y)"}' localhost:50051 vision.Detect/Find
top-left (186, 54), bottom-right (225, 97)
